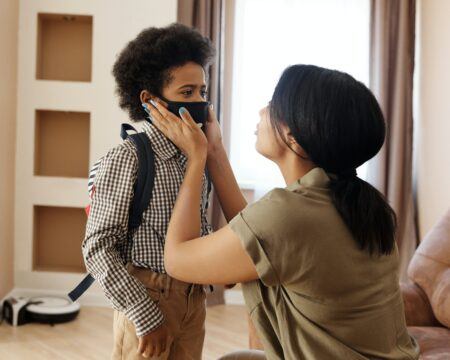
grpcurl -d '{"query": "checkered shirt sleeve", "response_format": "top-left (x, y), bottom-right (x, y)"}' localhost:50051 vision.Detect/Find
top-left (82, 142), bottom-right (164, 337)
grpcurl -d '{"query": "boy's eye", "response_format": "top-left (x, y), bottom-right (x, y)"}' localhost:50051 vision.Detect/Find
top-left (182, 89), bottom-right (193, 96)
top-left (201, 90), bottom-right (208, 99)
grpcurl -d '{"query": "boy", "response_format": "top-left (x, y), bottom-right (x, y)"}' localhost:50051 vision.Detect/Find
top-left (82, 23), bottom-right (215, 359)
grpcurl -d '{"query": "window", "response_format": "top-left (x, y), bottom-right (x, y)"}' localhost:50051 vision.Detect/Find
top-left (229, 0), bottom-right (370, 199)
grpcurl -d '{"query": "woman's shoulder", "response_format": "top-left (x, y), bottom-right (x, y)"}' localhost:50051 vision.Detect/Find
top-left (255, 184), bottom-right (329, 211)
top-left (235, 184), bottom-right (336, 243)
top-left (236, 188), bottom-right (303, 233)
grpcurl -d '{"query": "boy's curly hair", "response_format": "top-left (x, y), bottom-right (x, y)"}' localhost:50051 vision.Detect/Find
top-left (112, 23), bottom-right (215, 121)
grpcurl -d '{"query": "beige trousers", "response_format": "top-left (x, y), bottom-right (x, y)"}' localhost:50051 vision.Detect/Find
top-left (112, 263), bottom-right (206, 360)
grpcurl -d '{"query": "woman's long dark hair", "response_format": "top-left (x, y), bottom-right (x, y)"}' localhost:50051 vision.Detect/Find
top-left (270, 65), bottom-right (396, 255)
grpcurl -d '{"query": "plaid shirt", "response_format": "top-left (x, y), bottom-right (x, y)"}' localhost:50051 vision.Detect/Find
top-left (82, 120), bottom-right (212, 337)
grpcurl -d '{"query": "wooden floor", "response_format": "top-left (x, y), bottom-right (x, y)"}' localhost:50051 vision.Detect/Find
top-left (0, 305), bottom-right (249, 360)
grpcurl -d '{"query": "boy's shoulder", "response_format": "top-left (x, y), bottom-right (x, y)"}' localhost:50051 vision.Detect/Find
top-left (90, 139), bottom-right (139, 186)
top-left (100, 138), bottom-right (138, 166)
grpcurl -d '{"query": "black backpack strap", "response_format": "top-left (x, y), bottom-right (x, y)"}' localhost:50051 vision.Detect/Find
top-left (68, 273), bottom-right (95, 301)
top-left (68, 125), bottom-right (156, 302)
top-left (120, 123), bottom-right (138, 140)
top-left (128, 132), bottom-right (155, 229)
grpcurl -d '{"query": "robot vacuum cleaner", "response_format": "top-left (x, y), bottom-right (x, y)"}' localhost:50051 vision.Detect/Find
top-left (2, 295), bottom-right (80, 326)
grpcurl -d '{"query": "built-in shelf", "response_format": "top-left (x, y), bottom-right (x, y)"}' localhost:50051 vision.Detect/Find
top-left (34, 109), bottom-right (90, 178)
top-left (36, 13), bottom-right (93, 82)
top-left (33, 205), bottom-right (87, 273)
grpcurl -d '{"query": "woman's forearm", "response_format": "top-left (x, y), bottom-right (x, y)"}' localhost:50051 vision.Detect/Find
top-left (165, 157), bottom-right (206, 247)
top-left (207, 144), bottom-right (247, 222)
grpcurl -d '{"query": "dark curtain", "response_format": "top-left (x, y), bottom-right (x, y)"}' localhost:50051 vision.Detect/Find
top-left (369, 0), bottom-right (418, 281)
top-left (178, 0), bottom-right (226, 305)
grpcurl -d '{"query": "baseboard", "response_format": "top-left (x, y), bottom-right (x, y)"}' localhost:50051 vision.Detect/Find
top-left (2, 287), bottom-right (245, 309)
top-left (0, 288), bottom-right (14, 305)
top-left (224, 289), bottom-right (245, 305)
top-left (2, 287), bottom-right (110, 307)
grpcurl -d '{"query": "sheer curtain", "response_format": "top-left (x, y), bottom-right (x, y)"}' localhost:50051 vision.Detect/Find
top-left (230, 0), bottom-right (370, 199)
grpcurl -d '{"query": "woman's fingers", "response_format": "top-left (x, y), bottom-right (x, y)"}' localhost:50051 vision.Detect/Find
top-left (153, 97), bottom-right (168, 108)
top-left (178, 107), bottom-right (197, 128)
top-left (178, 106), bottom-right (205, 129)
top-left (150, 99), bottom-right (180, 124)
top-left (144, 103), bottom-right (169, 132)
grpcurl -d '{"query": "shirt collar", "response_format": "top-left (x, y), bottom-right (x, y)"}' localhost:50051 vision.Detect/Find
top-left (286, 167), bottom-right (330, 191)
top-left (142, 120), bottom-right (182, 161)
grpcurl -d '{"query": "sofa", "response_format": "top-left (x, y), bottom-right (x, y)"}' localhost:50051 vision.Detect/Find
top-left (401, 208), bottom-right (450, 359)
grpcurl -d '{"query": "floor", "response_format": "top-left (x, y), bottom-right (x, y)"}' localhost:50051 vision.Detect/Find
top-left (0, 305), bottom-right (249, 360)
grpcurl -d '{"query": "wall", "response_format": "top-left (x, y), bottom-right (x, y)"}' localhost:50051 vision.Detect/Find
top-left (416, 0), bottom-right (450, 238)
top-left (0, 0), bottom-right (19, 299)
top-left (13, 0), bottom-right (177, 304)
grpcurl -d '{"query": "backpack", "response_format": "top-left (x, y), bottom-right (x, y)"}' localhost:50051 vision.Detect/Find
top-left (68, 123), bottom-right (212, 301)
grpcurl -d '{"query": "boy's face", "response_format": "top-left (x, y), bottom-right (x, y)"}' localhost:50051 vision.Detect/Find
top-left (161, 61), bottom-right (208, 103)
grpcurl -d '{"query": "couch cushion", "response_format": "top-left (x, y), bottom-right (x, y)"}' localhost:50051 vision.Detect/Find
top-left (408, 326), bottom-right (450, 359)
top-left (408, 208), bottom-right (450, 328)
top-left (400, 283), bottom-right (439, 326)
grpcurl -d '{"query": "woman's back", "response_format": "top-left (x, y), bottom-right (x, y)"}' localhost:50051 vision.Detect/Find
top-left (229, 168), bottom-right (419, 359)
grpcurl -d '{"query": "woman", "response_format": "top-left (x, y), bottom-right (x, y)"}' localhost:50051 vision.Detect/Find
top-left (145, 64), bottom-right (420, 359)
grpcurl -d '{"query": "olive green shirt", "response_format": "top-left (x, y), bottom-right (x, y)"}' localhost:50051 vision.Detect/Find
top-left (229, 168), bottom-right (419, 360)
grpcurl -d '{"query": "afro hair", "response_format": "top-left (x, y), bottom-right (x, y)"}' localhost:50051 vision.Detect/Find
top-left (112, 23), bottom-right (216, 121)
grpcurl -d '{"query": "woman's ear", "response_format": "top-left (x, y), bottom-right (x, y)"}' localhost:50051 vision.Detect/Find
top-left (285, 131), bottom-right (310, 159)
top-left (282, 126), bottom-right (299, 148)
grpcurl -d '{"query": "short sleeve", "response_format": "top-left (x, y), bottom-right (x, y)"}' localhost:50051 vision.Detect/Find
top-left (229, 189), bottom-right (297, 286)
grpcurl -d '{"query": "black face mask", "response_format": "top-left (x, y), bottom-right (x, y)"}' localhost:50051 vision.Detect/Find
top-left (160, 96), bottom-right (210, 126)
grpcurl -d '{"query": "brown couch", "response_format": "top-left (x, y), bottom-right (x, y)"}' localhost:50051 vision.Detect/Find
top-left (401, 208), bottom-right (450, 359)
top-left (248, 209), bottom-right (450, 358)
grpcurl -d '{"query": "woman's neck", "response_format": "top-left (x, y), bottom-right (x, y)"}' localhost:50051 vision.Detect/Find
top-left (277, 154), bottom-right (316, 186)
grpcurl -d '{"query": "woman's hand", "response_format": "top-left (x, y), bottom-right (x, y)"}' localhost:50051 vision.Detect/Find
top-left (146, 99), bottom-right (207, 161)
top-left (205, 106), bottom-right (223, 155)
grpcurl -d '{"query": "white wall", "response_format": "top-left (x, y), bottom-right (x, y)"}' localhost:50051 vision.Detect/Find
top-left (13, 0), bottom-right (177, 304)
top-left (0, 0), bottom-right (19, 300)
top-left (416, 0), bottom-right (450, 238)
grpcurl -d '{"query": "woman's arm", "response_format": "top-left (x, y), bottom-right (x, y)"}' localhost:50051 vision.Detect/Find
top-left (205, 109), bottom-right (248, 222)
top-left (167, 224), bottom-right (258, 284)
top-left (146, 101), bottom-right (258, 284)
top-left (165, 156), bottom-right (257, 284)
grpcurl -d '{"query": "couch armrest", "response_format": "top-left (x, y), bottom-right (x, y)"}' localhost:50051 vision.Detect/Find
top-left (400, 282), bottom-right (440, 326)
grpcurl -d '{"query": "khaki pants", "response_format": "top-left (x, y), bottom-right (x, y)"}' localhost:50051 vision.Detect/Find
top-left (112, 263), bottom-right (206, 360)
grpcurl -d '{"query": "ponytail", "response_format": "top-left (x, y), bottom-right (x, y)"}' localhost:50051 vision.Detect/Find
top-left (270, 64), bottom-right (397, 256)
top-left (329, 176), bottom-right (397, 255)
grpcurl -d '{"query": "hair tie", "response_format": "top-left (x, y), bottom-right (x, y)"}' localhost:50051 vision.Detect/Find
top-left (338, 168), bottom-right (357, 179)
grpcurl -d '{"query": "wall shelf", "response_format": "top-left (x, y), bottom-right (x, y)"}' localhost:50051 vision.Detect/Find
top-left (33, 205), bottom-right (87, 273)
top-left (34, 109), bottom-right (90, 178)
top-left (36, 13), bottom-right (93, 82)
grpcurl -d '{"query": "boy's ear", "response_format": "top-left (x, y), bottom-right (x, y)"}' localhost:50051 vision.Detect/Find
top-left (140, 90), bottom-right (154, 104)
top-left (140, 90), bottom-right (167, 107)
